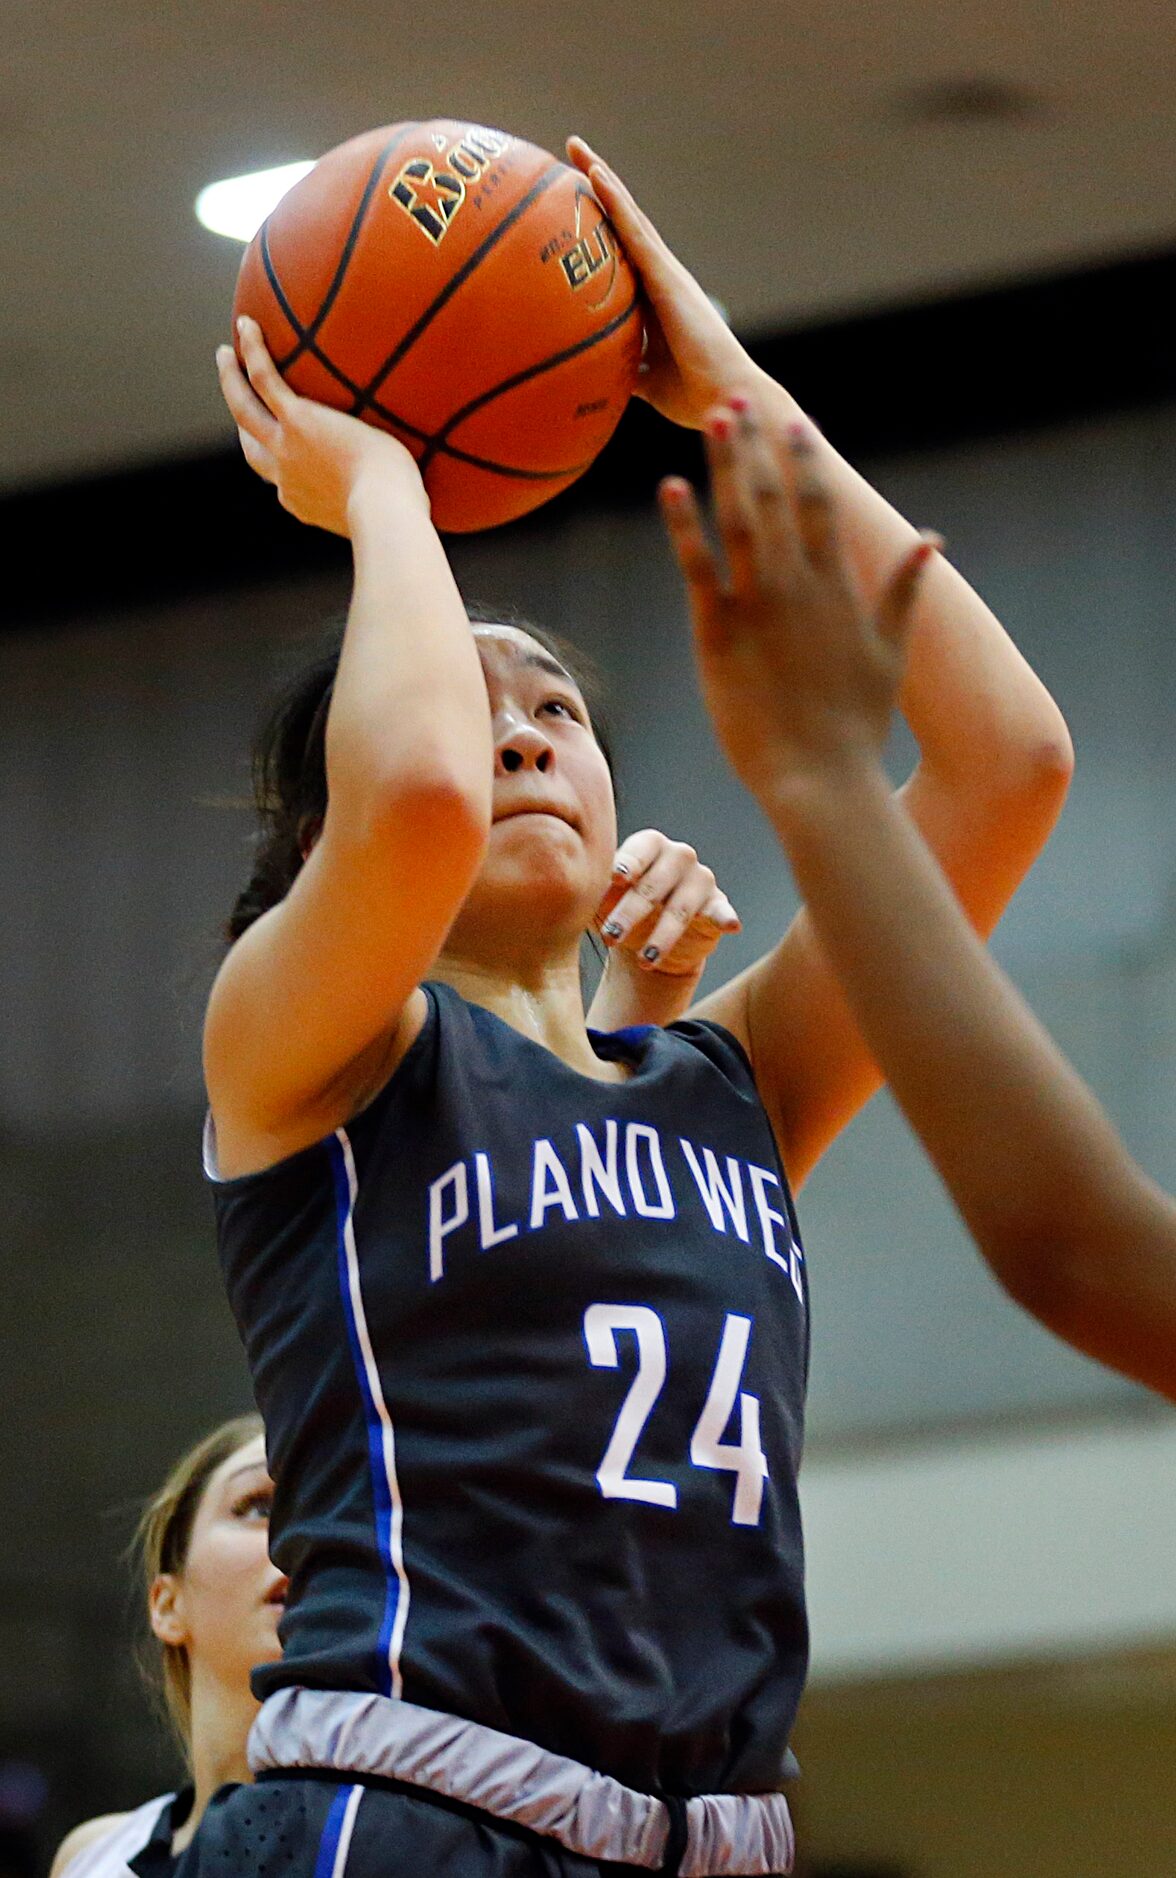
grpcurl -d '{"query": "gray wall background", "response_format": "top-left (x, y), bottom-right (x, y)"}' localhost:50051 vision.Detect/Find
top-left (4, 401), bottom-right (1175, 1835)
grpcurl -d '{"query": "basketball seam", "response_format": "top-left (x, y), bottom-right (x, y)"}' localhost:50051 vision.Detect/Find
top-left (273, 128), bottom-right (418, 373)
top-left (259, 228), bottom-right (433, 446)
top-left (420, 293), bottom-right (642, 473)
top-left (352, 160), bottom-right (567, 409)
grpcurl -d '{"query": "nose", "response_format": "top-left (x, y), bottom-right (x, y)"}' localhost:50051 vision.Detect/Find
top-left (495, 717), bottom-right (554, 775)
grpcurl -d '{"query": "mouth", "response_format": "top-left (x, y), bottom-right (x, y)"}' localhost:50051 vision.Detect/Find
top-left (493, 804), bottom-right (579, 831)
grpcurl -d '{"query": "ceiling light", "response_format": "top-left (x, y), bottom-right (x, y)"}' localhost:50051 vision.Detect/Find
top-left (195, 160), bottom-right (315, 242)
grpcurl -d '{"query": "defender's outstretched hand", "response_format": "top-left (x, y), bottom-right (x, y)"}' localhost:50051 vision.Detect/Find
top-left (566, 137), bottom-right (761, 430)
top-left (660, 395), bottom-right (937, 810)
top-left (217, 318), bottom-right (427, 536)
top-left (587, 829), bottom-right (741, 1034)
top-left (596, 829), bottom-right (741, 976)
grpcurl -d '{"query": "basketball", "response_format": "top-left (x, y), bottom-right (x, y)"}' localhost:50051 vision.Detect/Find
top-left (232, 120), bottom-right (644, 532)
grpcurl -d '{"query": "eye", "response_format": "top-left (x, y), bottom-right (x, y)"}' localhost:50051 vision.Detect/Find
top-left (541, 696), bottom-right (584, 724)
top-left (233, 1487), bottom-right (273, 1521)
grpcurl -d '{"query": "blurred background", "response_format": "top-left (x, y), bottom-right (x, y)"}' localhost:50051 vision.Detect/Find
top-left (4, 3), bottom-right (1176, 1873)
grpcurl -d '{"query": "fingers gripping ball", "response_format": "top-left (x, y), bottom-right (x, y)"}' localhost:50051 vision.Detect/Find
top-left (232, 121), bottom-right (643, 532)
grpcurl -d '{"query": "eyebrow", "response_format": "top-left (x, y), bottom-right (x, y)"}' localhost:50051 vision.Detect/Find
top-left (520, 651), bottom-right (577, 685)
top-left (222, 1461), bottom-right (270, 1488)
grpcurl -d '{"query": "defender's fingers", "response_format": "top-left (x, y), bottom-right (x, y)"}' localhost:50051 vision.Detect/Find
top-left (217, 343), bottom-right (280, 451)
top-left (875, 533), bottom-right (943, 654)
top-left (599, 845), bottom-right (702, 945)
top-left (704, 408), bottom-right (760, 595)
top-left (637, 878), bottom-right (715, 966)
top-left (610, 828), bottom-right (666, 886)
top-left (235, 316), bottom-right (295, 422)
top-left (787, 422), bottom-right (843, 576)
top-left (659, 478), bottom-right (722, 607)
top-left (700, 887), bottom-right (741, 932)
top-left (730, 394), bottom-right (803, 582)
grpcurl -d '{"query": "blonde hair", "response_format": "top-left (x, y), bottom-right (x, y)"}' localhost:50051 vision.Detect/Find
top-left (136, 1412), bottom-right (265, 1751)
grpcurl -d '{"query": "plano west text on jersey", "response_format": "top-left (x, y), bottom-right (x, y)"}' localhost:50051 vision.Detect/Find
top-left (426, 1118), bottom-right (806, 1301)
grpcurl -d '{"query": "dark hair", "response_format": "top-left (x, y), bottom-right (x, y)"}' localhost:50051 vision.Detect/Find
top-left (226, 604), bottom-right (615, 943)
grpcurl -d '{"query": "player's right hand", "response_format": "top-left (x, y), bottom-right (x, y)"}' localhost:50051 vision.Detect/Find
top-left (217, 317), bottom-right (428, 537)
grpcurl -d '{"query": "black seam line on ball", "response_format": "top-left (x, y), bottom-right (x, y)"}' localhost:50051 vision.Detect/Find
top-left (258, 227), bottom-right (433, 447)
top-left (419, 292), bottom-right (641, 474)
top-left (352, 159), bottom-right (567, 413)
top-left (274, 127), bottom-right (419, 374)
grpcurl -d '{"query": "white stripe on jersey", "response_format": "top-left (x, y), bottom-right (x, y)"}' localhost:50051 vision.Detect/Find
top-left (335, 1127), bottom-right (411, 1699)
top-left (330, 1784), bottom-right (363, 1877)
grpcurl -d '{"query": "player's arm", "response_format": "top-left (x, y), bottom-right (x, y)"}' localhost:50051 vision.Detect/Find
top-left (569, 143), bottom-right (1071, 1183)
top-left (205, 321), bottom-right (492, 1170)
top-left (662, 416), bottom-right (1176, 1397)
top-left (49, 1813), bottom-right (131, 1878)
top-left (586, 828), bottom-right (741, 1030)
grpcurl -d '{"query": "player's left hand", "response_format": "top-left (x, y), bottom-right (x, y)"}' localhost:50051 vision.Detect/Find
top-left (566, 136), bottom-right (760, 431)
top-left (594, 829), bottom-right (741, 976)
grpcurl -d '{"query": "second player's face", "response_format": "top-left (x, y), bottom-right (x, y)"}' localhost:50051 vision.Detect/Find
top-left (449, 626), bottom-right (618, 953)
top-left (153, 1434), bottom-right (286, 1696)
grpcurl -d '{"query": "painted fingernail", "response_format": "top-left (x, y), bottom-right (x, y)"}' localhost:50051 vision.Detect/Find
top-left (710, 413), bottom-right (733, 441)
top-left (729, 392), bottom-right (749, 413)
top-left (660, 477), bottom-right (690, 506)
top-left (602, 919), bottom-right (623, 939)
top-left (642, 945), bottom-right (660, 964)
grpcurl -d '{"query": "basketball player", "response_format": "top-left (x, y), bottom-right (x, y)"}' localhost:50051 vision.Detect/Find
top-left (48, 856), bottom-right (742, 1878)
top-left (50, 1417), bottom-right (274, 1878)
top-left (662, 396), bottom-right (1176, 1404)
top-left (190, 134), bottom-right (1071, 1872)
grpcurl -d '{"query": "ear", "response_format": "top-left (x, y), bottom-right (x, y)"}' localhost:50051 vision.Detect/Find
top-left (297, 814), bottom-right (323, 863)
top-left (149, 1573), bottom-right (189, 1649)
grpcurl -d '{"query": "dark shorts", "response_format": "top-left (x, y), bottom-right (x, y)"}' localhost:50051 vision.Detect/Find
top-left (173, 1777), bottom-right (692, 1878)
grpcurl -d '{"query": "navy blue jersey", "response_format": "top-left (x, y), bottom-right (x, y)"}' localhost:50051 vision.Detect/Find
top-left (209, 982), bottom-right (810, 1798)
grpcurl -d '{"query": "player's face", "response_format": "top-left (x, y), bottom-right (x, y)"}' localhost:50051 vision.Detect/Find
top-left (153, 1434), bottom-right (286, 1695)
top-left (449, 626), bottom-right (618, 953)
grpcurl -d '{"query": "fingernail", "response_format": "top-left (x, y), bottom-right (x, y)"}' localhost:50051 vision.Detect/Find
top-left (613, 860), bottom-right (630, 877)
top-left (236, 316), bottom-right (249, 335)
top-left (602, 919), bottom-right (623, 939)
top-left (787, 420), bottom-right (814, 454)
top-left (729, 393), bottom-right (749, 413)
top-left (660, 477), bottom-right (690, 507)
top-left (709, 413), bottom-right (733, 442)
top-left (919, 529), bottom-right (945, 552)
top-left (642, 945), bottom-right (660, 964)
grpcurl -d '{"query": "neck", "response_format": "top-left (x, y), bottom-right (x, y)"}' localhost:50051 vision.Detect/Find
top-left (172, 1667), bottom-right (259, 1851)
top-left (434, 944), bottom-right (621, 1081)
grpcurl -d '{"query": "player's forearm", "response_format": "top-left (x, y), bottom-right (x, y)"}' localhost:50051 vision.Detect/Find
top-left (767, 758), bottom-right (1159, 1329)
top-left (326, 475), bottom-right (492, 833)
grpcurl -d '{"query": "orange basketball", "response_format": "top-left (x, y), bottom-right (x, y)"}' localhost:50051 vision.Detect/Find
top-left (232, 120), bottom-right (644, 532)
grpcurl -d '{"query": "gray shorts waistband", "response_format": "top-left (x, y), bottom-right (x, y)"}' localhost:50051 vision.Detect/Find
top-left (248, 1687), bottom-right (795, 1875)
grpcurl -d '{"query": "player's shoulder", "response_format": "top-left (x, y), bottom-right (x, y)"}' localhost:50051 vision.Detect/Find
top-left (49, 1811), bottom-right (133, 1878)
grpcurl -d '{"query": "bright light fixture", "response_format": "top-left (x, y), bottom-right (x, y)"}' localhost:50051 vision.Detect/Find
top-left (195, 160), bottom-right (316, 242)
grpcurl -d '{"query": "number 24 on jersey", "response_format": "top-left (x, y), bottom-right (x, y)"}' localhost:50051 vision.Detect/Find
top-left (584, 1305), bottom-right (768, 1527)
